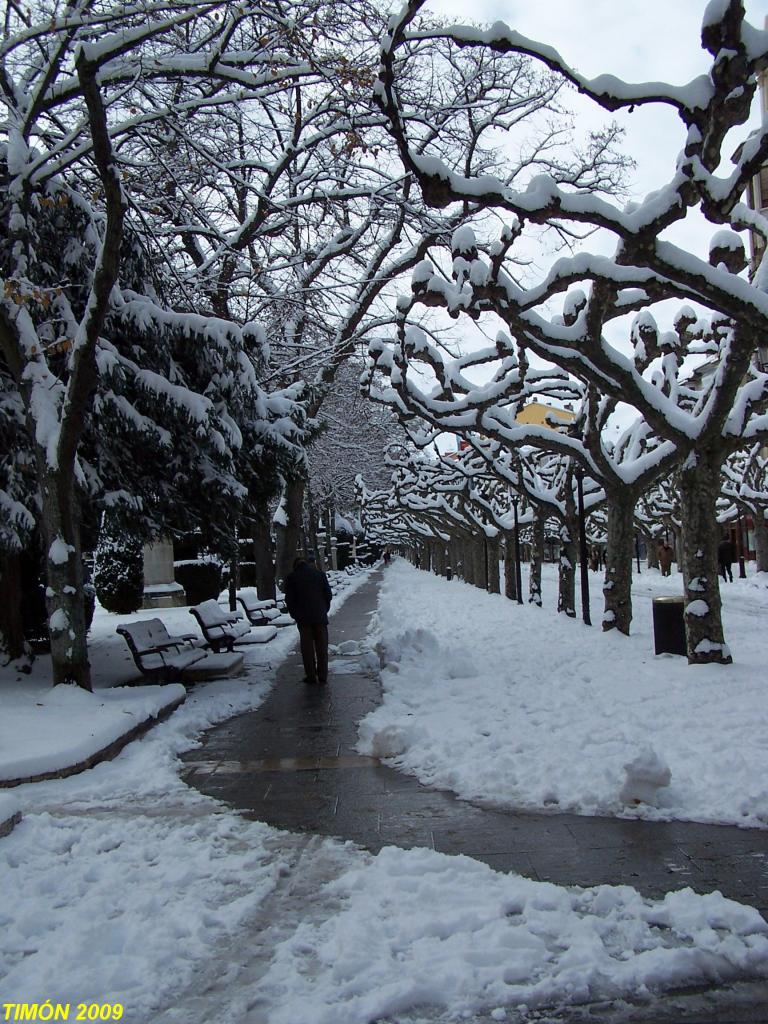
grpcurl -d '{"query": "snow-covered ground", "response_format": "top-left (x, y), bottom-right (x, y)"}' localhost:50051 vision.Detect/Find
top-left (2, 563), bottom-right (768, 1023)
top-left (0, 682), bottom-right (185, 782)
top-left (359, 559), bottom-right (768, 828)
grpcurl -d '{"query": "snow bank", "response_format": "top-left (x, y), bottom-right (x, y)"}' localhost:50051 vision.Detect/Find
top-left (361, 561), bottom-right (768, 827)
top-left (259, 845), bottom-right (768, 1024)
top-left (0, 792), bottom-right (19, 827)
top-left (0, 808), bottom-right (291, 1013)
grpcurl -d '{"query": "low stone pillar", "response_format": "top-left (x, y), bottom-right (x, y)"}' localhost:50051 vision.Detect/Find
top-left (142, 538), bottom-right (186, 608)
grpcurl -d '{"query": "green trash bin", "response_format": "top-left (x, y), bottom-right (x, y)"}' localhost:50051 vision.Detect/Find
top-left (652, 596), bottom-right (686, 656)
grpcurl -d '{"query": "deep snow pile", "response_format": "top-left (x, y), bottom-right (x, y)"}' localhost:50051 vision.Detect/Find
top-left (257, 846), bottom-right (768, 1024)
top-left (359, 560), bottom-right (768, 827)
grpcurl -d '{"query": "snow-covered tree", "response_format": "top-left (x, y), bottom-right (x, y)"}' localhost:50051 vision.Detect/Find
top-left (372, 0), bottom-right (768, 664)
top-left (721, 443), bottom-right (768, 571)
top-left (130, 3), bottom-right (623, 584)
top-left (0, 1), bottom-right (314, 686)
top-left (308, 360), bottom-right (405, 512)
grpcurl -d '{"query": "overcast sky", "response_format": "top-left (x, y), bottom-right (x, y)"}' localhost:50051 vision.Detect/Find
top-left (414, 1), bottom-right (768, 443)
top-left (426, 0), bottom-right (768, 228)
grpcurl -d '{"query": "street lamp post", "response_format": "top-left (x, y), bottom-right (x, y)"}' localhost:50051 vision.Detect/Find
top-left (635, 534), bottom-right (641, 574)
top-left (737, 508), bottom-right (747, 579)
top-left (512, 496), bottom-right (523, 605)
top-left (575, 468), bottom-right (591, 627)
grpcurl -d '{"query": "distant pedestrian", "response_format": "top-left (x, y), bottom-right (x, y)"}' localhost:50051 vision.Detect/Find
top-left (658, 540), bottom-right (674, 577)
top-left (588, 546), bottom-right (600, 572)
top-left (718, 538), bottom-right (734, 582)
top-left (383, 549), bottom-right (392, 566)
top-left (284, 556), bottom-right (332, 685)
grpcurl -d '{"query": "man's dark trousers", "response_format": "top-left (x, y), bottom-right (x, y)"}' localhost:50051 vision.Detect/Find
top-left (298, 623), bottom-right (329, 683)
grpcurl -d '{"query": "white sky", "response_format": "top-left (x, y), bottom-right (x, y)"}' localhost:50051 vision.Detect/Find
top-left (425, 0), bottom-right (768, 255)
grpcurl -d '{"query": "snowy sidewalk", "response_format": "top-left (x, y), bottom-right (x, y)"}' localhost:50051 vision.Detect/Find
top-left (183, 571), bottom-right (768, 918)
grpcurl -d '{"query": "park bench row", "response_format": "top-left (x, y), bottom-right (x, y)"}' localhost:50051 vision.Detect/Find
top-left (117, 593), bottom-right (293, 684)
top-left (116, 564), bottom-right (368, 685)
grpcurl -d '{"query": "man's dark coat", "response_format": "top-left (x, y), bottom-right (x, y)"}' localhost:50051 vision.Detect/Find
top-left (284, 562), bottom-right (332, 624)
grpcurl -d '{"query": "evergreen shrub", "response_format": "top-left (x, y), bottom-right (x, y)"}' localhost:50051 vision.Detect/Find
top-left (174, 559), bottom-right (222, 605)
top-left (94, 529), bottom-right (144, 614)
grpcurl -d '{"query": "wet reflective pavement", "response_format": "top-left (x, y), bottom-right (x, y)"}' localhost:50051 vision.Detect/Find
top-left (181, 571), bottom-right (768, 1021)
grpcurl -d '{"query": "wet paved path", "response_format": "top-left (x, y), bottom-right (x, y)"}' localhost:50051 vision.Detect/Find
top-left (181, 571), bottom-right (768, 915)
top-left (181, 571), bottom-right (768, 1020)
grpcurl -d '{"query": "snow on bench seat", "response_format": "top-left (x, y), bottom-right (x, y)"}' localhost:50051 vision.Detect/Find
top-left (117, 619), bottom-right (207, 682)
top-left (190, 599), bottom-right (277, 650)
top-left (237, 591), bottom-right (283, 626)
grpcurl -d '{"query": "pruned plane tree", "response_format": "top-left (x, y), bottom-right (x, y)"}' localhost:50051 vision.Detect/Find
top-left (367, 0), bottom-right (768, 664)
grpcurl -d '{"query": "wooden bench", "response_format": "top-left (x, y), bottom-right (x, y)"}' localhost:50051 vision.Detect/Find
top-left (117, 619), bottom-right (208, 682)
top-left (237, 591), bottom-right (294, 628)
top-left (236, 592), bottom-right (280, 626)
top-left (190, 599), bottom-right (277, 651)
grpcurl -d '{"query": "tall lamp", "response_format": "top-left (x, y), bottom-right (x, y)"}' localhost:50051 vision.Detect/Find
top-left (511, 495), bottom-right (523, 606)
top-left (737, 508), bottom-right (747, 579)
top-left (575, 468), bottom-right (591, 626)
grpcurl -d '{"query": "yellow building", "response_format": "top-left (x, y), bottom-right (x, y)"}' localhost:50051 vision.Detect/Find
top-left (515, 400), bottom-right (576, 431)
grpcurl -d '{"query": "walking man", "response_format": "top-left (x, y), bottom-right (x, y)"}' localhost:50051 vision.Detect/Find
top-left (658, 540), bottom-right (674, 577)
top-left (718, 538), bottom-right (734, 582)
top-left (284, 556), bottom-right (332, 684)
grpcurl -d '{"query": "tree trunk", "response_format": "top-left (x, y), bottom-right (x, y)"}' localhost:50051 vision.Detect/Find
top-left (305, 490), bottom-right (325, 571)
top-left (253, 501), bottom-right (276, 601)
top-left (473, 535), bottom-right (487, 590)
top-left (38, 466), bottom-right (91, 688)
top-left (274, 478), bottom-right (304, 586)
top-left (645, 533), bottom-right (660, 570)
top-left (557, 521), bottom-right (577, 618)
top-left (0, 552), bottom-right (25, 661)
top-left (462, 537), bottom-right (475, 585)
top-left (671, 525), bottom-right (683, 573)
top-left (602, 490), bottom-right (635, 635)
top-left (503, 531), bottom-right (517, 600)
top-left (448, 540), bottom-right (460, 581)
top-left (325, 505), bottom-right (334, 565)
top-left (421, 542), bottom-right (431, 572)
top-left (228, 531), bottom-right (239, 612)
top-left (528, 513), bottom-right (544, 606)
top-left (679, 451), bottom-right (731, 665)
top-left (487, 535), bottom-right (500, 594)
top-left (753, 509), bottom-right (768, 572)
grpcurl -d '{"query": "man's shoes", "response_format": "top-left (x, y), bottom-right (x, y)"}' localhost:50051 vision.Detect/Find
top-left (317, 676), bottom-right (328, 685)
top-left (303, 676), bottom-right (318, 685)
